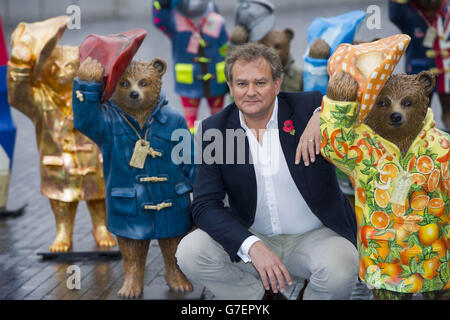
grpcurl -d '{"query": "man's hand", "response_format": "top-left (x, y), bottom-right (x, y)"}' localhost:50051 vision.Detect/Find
top-left (295, 111), bottom-right (321, 166)
top-left (249, 241), bottom-right (292, 293)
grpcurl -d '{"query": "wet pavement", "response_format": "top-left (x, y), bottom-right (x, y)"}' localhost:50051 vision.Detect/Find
top-left (0, 0), bottom-right (437, 300)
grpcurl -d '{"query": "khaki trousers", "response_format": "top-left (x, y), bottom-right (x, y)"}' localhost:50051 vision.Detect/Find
top-left (176, 226), bottom-right (358, 300)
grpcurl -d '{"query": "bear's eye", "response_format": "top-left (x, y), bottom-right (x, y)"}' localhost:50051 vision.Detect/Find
top-left (274, 44), bottom-right (281, 50)
top-left (376, 100), bottom-right (389, 108)
top-left (65, 63), bottom-right (75, 71)
top-left (120, 80), bottom-right (130, 88)
top-left (138, 79), bottom-right (149, 87)
top-left (402, 99), bottom-right (412, 107)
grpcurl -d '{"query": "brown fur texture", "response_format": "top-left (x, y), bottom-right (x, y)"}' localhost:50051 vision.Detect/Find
top-left (365, 71), bottom-right (435, 157)
top-left (260, 28), bottom-right (294, 67)
top-left (110, 59), bottom-right (166, 129)
top-left (158, 236), bottom-right (193, 292)
top-left (413, 0), bottom-right (443, 18)
top-left (327, 71), bottom-right (359, 102)
top-left (76, 56), bottom-right (104, 82)
top-left (230, 25), bottom-right (249, 45)
top-left (327, 70), bottom-right (436, 157)
top-left (438, 93), bottom-right (450, 126)
top-left (309, 39), bottom-right (330, 59)
top-left (77, 58), bottom-right (167, 129)
top-left (78, 56), bottom-right (193, 298)
top-left (117, 236), bottom-right (150, 299)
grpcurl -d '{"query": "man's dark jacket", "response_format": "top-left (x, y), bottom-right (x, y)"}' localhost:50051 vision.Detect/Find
top-left (192, 91), bottom-right (357, 262)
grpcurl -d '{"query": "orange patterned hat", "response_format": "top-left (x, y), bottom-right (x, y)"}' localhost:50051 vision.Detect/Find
top-left (327, 34), bottom-right (411, 125)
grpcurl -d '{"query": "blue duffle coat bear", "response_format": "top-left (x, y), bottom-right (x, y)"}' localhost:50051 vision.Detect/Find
top-left (72, 78), bottom-right (195, 240)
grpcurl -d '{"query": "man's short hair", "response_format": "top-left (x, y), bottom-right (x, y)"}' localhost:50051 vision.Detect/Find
top-left (225, 42), bottom-right (283, 82)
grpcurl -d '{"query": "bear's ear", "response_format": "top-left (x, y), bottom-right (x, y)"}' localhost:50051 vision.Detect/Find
top-left (151, 58), bottom-right (167, 76)
top-left (284, 28), bottom-right (294, 42)
top-left (417, 71), bottom-right (435, 95)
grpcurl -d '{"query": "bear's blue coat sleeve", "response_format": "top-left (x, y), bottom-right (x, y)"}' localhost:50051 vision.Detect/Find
top-left (72, 77), bottom-right (105, 147)
top-left (152, 1), bottom-right (176, 38)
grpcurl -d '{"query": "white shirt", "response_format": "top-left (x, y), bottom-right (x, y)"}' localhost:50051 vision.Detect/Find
top-left (237, 98), bottom-right (323, 262)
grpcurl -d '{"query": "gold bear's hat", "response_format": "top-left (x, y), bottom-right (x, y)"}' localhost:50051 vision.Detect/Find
top-left (10, 15), bottom-right (70, 78)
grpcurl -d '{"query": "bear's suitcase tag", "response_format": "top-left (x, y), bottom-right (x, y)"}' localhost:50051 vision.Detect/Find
top-left (129, 139), bottom-right (150, 169)
top-left (390, 171), bottom-right (413, 205)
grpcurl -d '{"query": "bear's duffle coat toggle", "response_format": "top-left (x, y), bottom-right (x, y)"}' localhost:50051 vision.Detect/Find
top-left (73, 78), bottom-right (195, 240)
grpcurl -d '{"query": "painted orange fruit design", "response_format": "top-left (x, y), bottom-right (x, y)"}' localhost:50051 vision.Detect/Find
top-left (379, 163), bottom-right (399, 183)
top-left (374, 188), bottom-right (390, 208)
top-left (412, 173), bottom-right (427, 186)
top-left (403, 274), bottom-right (424, 293)
top-left (410, 194), bottom-right (429, 211)
top-left (402, 214), bottom-right (423, 232)
top-left (416, 155), bottom-right (434, 174)
top-left (418, 223), bottom-right (440, 247)
top-left (359, 256), bottom-right (375, 278)
top-left (400, 245), bottom-right (421, 265)
top-left (392, 199), bottom-right (409, 217)
top-left (441, 161), bottom-right (449, 179)
top-left (355, 206), bottom-right (364, 226)
top-left (396, 225), bottom-right (410, 243)
top-left (321, 95), bottom-right (449, 293)
top-left (428, 198), bottom-right (445, 217)
top-left (360, 225), bottom-right (374, 248)
top-left (408, 155), bottom-right (416, 171)
top-left (431, 239), bottom-right (447, 259)
top-left (378, 262), bottom-right (402, 285)
top-left (426, 169), bottom-right (440, 192)
top-left (422, 257), bottom-right (440, 280)
top-left (371, 211), bottom-right (390, 230)
top-left (376, 240), bottom-right (390, 260)
top-left (356, 187), bottom-right (366, 205)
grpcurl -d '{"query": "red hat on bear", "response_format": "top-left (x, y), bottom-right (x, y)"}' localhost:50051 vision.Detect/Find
top-left (79, 29), bottom-right (147, 102)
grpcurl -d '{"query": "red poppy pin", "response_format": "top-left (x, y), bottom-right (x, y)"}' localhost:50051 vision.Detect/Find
top-left (283, 119), bottom-right (295, 136)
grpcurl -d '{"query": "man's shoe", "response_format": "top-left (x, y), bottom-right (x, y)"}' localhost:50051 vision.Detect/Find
top-left (262, 290), bottom-right (288, 300)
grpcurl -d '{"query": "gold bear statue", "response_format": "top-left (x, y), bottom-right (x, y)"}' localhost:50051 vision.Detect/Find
top-left (7, 16), bottom-right (116, 252)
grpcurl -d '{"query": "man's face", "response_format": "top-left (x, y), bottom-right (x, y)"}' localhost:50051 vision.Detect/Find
top-left (228, 57), bottom-right (281, 121)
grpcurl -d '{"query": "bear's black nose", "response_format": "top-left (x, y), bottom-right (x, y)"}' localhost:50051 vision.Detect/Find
top-left (390, 112), bottom-right (403, 124)
top-left (129, 91), bottom-right (140, 100)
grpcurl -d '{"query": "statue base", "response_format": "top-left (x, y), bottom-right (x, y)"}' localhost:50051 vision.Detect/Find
top-left (0, 204), bottom-right (27, 218)
top-left (37, 241), bottom-right (121, 261)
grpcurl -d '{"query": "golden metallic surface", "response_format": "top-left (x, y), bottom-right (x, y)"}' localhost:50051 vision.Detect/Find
top-left (86, 199), bottom-right (117, 248)
top-left (148, 147), bottom-right (162, 158)
top-left (6, 16), bottom-right (114, 251)
top-left (75, 90), bottom-right (84, 102)
top-left (10, 16), bottom-right (70, 80)
top-left (49, 199), bottom-right (77, 252)
top-left (426, 49), bottom-right (438, 59)
top-left (144, 202), bottom-right (173, 211)
top-left (7, 19), bottom-right (105, 203)
top-left (0, 174), bottom-right (10, 209)
top-left (139, 176), bottom-right (168, 182)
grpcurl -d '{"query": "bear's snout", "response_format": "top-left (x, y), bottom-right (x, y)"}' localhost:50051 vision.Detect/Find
top-left (390, 112), bottom-right (404, 126)
top-left (129, 91), bottom-right (140, 100)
